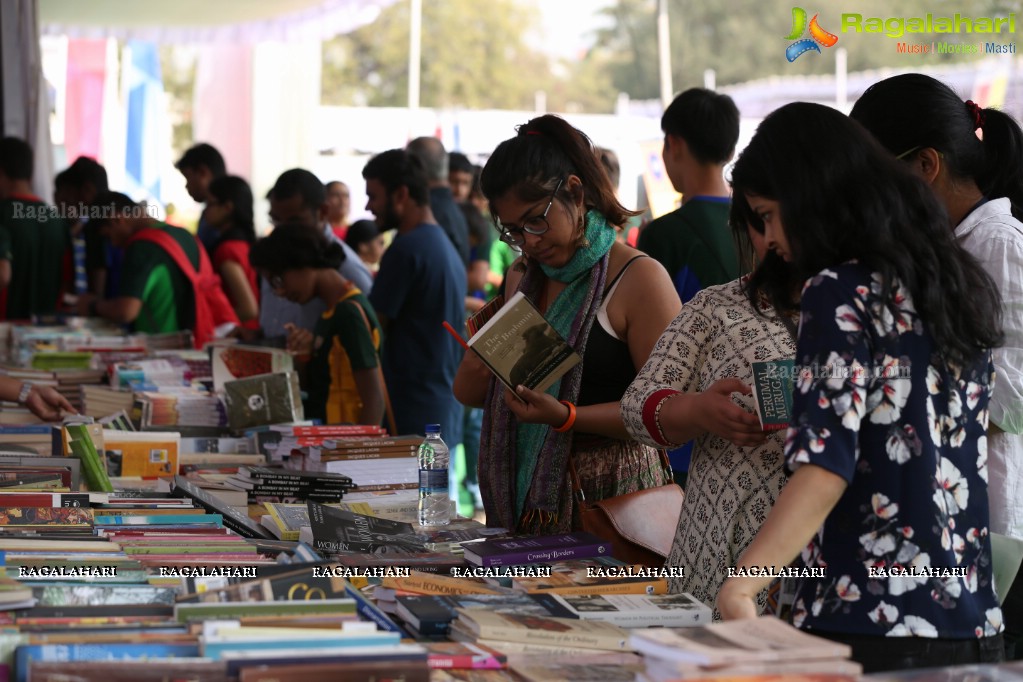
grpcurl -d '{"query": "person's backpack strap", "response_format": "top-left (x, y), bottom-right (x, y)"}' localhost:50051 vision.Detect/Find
top-left (127, 227), bottom-right (237, 348)
top-left (341, 289), bottom-right (397, 436)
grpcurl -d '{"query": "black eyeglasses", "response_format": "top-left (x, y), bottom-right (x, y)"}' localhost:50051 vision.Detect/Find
top-left (498, 179), bottom-right (563, 247)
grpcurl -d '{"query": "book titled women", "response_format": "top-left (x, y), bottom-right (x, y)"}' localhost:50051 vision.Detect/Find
top-left (466, 292), bottom-right (581, 393)
top-left (463, 532), bottom-right (611, 567)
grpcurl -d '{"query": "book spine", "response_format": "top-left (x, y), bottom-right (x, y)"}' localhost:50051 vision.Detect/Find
top-left (291, 426), bottom-right (387, 437)
top-left (66, 425), bottom-right (113, 493)
top-left (472, 623), bottom-right (626, 650)
top-left (428, 655), bottom-right (503, 670)
top-left (343, 581), bottom-right (404, 635)
top-left (469, 541), bottom-right (612, 567)
top-left (319, 448), bottom-right (418, 460)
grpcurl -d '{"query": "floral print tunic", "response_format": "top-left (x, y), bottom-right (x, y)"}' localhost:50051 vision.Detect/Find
top-left (786, 262), bottom-right (1003, 639)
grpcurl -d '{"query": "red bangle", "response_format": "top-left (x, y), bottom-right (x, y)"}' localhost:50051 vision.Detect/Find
top-left (552, 400), bottom-right (577, 432)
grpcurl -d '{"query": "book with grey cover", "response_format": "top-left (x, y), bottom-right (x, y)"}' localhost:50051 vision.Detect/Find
top-left (467, 291), bottom-right (581, 393)
top-left (223, 371), bottom-right (304, 430)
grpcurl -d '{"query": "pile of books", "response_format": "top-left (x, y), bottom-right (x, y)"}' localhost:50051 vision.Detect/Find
top-left (224, 466), bottom-right (354, 505)
top-left (267, 425), bottom-right (419, 492)
top-left (629, 615), bottom-right (862, 681)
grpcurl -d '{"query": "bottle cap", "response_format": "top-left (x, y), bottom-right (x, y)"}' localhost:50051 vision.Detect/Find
top-left (425, 424), bottom-right (441, 434)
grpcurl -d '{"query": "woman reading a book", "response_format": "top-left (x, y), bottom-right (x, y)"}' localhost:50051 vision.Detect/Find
top-left (619, 198), bottom-right (803, 616)
top-left (716, 103), bottom-right (1005, 672)
top-left (453, 114), bottom-right (681, 534)
top-left (249, 225), bottom-right (385, 427)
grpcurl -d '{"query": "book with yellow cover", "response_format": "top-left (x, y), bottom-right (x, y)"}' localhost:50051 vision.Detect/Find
top-left (102, 430), bottom-right (179, 477)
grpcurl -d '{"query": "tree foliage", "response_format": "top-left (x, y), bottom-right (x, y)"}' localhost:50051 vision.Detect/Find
top-left (589, 0), bottom-right (1018, 99)
top-left (323, 0), bottom-right (610, 111)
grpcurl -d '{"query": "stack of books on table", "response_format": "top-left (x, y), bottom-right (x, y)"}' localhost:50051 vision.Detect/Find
top-left (629, 615), bottom-right (862, 681)
top-left (264, 425), bottom-right (420, 493)
top-left (450, 608), bottom-right (632, 656)
top-left (224, 466), bottom-right (354, 505)
top-left (0, 479), bottom-right (427, 679)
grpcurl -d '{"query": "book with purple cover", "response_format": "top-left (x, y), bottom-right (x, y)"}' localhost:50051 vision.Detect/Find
top-left (462, 532), bottom-right (612, 568)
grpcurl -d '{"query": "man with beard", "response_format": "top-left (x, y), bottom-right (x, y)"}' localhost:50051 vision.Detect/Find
top-left (363, 150), bottom-right (466, 450)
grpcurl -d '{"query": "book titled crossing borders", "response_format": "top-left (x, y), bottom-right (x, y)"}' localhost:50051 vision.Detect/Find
top-left (467, 291), bottom-right (581, 394)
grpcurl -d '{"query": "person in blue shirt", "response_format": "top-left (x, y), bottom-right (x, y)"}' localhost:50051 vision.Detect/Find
top-left (362, 149), bottom-right (466, 448)
top-left (717, 102), bottom-right (1005, 673)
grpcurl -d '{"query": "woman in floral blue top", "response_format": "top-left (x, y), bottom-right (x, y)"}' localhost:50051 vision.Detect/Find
top-left (717, 102), bottom-right (1006, 673)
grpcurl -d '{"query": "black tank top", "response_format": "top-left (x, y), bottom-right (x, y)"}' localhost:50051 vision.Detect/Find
top-left (577, 255), bottom-right (646, 407)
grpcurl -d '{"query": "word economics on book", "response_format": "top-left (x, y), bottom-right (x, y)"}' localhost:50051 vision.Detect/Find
top-left (312, 565), bottom-right (412, 578)
top-left (727, 565), bottom-right (827, 578)
top-left (451, 565), bottom-right (554, 579)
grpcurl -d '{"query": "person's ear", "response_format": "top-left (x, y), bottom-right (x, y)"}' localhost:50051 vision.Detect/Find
top-left (564, 175), bottom-right (585, 210)
top-left (392, 185), bottom-right (411, 211)
top-left (914, 148), bottom-right (942, 185)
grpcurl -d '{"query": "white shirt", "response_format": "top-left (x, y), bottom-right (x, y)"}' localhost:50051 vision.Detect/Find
top-left (956, 197), bottom-right (1023, 539)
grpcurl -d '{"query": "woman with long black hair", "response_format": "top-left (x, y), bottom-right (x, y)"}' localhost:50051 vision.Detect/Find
top-left (717, 102), bottom-right (1005, 673)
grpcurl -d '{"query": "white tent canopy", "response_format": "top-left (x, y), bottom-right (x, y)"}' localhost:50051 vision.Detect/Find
top-left (38, 0), bottom-right (389, 43)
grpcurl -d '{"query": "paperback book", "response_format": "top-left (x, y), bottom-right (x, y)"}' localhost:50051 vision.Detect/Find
top-left (750, 359), bottom-right (796, 431)
top-left (627, 614), bottom-right (853, 667)
top-left (466, 291), bottom-right (581, 393)
top-left (462, 532), bottom-right (612, 568)
top-left (533, 591), bottom-right (712, 628)
top-left (306, 502), bottom-right (428, 555)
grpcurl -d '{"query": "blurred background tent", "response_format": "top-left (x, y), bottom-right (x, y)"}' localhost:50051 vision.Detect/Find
top-left (1, 0), bottom-right (394, 202)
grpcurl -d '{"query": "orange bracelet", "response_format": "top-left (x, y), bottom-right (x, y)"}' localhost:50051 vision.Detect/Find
top-left (552, 400), bottom-right (577, 432)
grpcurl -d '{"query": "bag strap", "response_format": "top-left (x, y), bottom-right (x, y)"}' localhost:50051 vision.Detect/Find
top-left (345, 295), bottom-right (398, 437)
top-left (568, 446), bottom-right (673, 503)
top-left (128, 228), bottom-right (200, 283)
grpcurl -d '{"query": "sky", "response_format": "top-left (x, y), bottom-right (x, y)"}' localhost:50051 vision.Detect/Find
top-left (534, 0), bottom-right (614, 60)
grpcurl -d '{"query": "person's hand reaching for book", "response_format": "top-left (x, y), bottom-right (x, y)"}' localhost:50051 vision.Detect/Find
top-left (717, 577), bottom-right (759, 620)
top-left (23, 384), bottom-right (77, 421)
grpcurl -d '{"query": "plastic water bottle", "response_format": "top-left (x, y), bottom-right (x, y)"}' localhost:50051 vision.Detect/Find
top-left (417, 424), bottom-right (450, 526)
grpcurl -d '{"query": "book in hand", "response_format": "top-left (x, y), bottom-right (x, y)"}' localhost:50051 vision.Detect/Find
top-left (533, 591), bottom-right (712, 628)
top-left (467, 291), bottom-right (581, 393)
top-left (627, 614), bottom-right (853, 667)
top-left (462, 532), bottom-right (612, 568)
top-left (750, 359), bottom-right (796, 431)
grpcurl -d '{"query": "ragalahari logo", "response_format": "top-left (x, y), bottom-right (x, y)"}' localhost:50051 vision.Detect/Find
top-left (785, 7), bottom-right (839, 61)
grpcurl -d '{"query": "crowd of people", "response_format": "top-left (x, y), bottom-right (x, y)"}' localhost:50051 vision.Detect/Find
top-left (0, 71), bottom-right (1020, 673)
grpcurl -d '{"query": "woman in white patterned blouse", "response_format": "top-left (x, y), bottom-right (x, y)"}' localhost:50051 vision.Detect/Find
top-left (620, 203), bottom-right (802, 616)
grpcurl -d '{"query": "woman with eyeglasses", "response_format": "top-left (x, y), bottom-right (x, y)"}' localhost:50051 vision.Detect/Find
top-left (452, 115), bottom-right (681, 534)
top-left (716, 102), bottom-right (1004, 673)
top-left (249, 224), bottom-right (385, 427)
top-left (619, 198), bottom-right (803, 613)
top-left (205, 175), bottom-right (260, 330)
top-left (850, 76), bottom-right (1023, 661)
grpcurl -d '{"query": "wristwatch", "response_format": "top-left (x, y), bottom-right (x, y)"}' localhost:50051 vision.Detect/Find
top-left (16, 382), bottom-right (33, 405)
